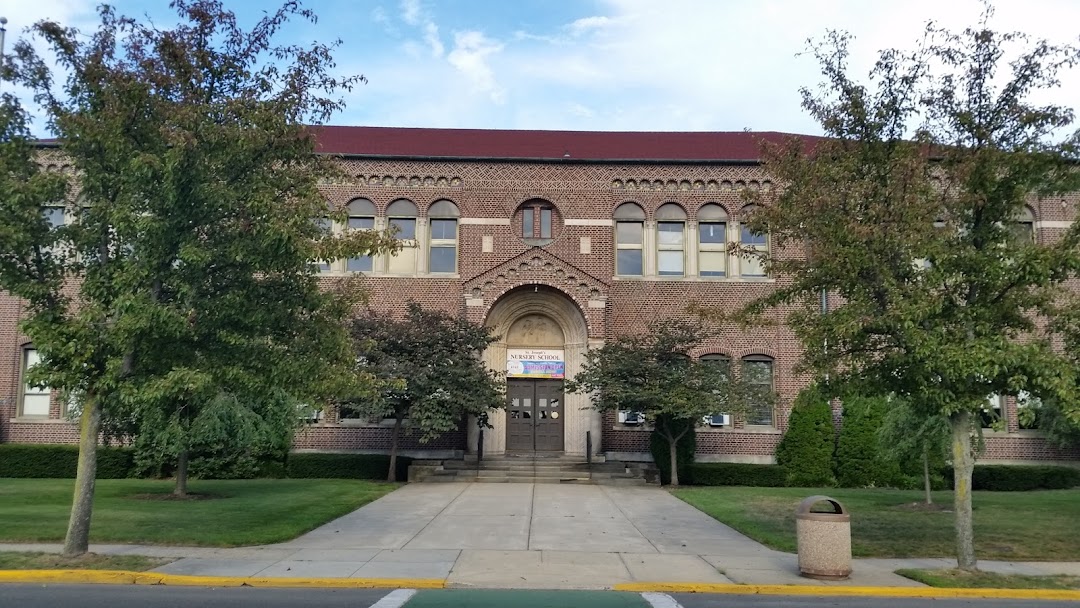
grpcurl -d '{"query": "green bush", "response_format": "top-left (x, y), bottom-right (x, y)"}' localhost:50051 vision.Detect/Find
top-left (649, 415), bottom-right (697, 485)
top-left (775, 383), bottom-right (836, 487)
top-left (944, 465), bottom-right (1080, 491)
top-left (0, 444), bottom-right (134, 478)
top-left (687, 462), bottom-right (787, 487)
top-left (834, 394), bottom-right (906, 488)
top-left (286, 452), bottom-right (413, 481)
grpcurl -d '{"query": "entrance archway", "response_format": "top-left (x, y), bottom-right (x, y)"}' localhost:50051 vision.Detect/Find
top-left (472, 285), bottom-right (600, 457)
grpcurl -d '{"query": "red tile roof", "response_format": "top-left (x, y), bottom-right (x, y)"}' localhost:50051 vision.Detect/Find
top-left (311, 126), bottom-right (820, 162)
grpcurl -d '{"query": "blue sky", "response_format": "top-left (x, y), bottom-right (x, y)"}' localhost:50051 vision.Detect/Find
top-left (5, 0), bottom-right (1080, 135)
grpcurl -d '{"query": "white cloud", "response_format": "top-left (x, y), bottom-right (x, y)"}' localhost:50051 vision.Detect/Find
top-left (565, 16), bottom-right (617, 36)
top-left (400, 0), bottom-right (422, 26)
top-left (448, 30), bottom-right (506, 104)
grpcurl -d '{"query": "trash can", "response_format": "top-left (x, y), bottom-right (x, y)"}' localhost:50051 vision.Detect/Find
top-left (795, 495), bottom-right (852, 580)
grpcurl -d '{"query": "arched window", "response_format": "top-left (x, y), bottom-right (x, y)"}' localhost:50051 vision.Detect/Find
top-left (742, 355), bottom-right (775, 426)
top-left (614, 202), bottom-right (645, 276)
top-left (386, 199), bottom-right (418, 274)
top-left (739, 205), bottom-right (768, 278)
top-left (1012, 206), bottom-right (1035, 245)
top-left (698, 204), bottom-right (728, 277)
top-left (346, 198), bottom-right (376, 272)
top-left (428, 200), bottom-right (459, 274)
top-left (20, 347), bottom-right (51, 418)
top-left (656, 203), bottom-right (686, 276)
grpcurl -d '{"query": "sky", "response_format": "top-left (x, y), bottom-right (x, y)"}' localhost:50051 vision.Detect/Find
top-left (3, 0), bottom-right (1080, 135)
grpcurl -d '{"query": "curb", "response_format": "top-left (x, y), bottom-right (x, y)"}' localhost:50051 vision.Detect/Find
top-left (0, 570), bottom-right (445, 589)
top-left (2, 570), bottom-right (1079, 600)
top-left (613, 582), bottom-right (1080, 601)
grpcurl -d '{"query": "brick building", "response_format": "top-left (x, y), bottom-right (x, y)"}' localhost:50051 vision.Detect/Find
top-left (3, 127), bottom-right (1078, 464)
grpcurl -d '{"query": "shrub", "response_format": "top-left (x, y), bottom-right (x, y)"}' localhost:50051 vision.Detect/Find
top-left (687, 462), bottom-right (787, 487)
top-left (775, 383), bottom-right (836, 487)
top-left (834, 394), bottom-right (906, 488)
top-left (286, 452), bottom-right (413, 481)
top-left (650, 415), bottom-right (697, 485)
top-left (944, 465), bottom-right (1080, 491)
top-left (0, 444), bottom-right (134, 478)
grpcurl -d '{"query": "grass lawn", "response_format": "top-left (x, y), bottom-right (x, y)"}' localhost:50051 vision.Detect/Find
top-left (671, 486), bottom-right (1080, 560)
top-left (0, 551), bottom-right (172, 571)
top-left (896, 568), bottom-right (1080, 590)
top-left (0, 478), bottom-right (398, 547)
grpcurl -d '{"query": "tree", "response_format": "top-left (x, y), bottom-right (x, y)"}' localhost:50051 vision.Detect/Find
top-left (342, 303), bottom-right (505, 482)
top-left (774, 384), bottom-right (836, 487)
top-left (566, 319), bottom-right (774, 486)
top-left (2, 1), bottom-right (397, 553)
top-left (719, 9), bottom-right (1080, 570)
top-left (877, 398), bottom-right (951, 504)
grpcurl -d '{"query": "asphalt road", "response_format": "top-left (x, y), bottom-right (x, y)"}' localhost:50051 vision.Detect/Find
top-left (0, 585), bottom-right (1076, 608)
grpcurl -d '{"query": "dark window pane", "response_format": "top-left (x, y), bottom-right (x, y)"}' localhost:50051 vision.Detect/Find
top-left (314, 217), bottom-right (332, 236)
top-left (540, 208), bottom-right (552, 238)
top-left (348, 217), bottom-right (374, 230)
top-left (315, 261), bottom-right (331, 272)
top-left (347, 256), bottom-right (372, 272)
top-left (391, 218), bottom-right (416, 239)
top-left (523, 209), bottom-right (534, 238)
top-left (699, 222), bottom-right (726, 244)
top-left (741, 226), bottom-right (767, 245)
top-left (431, 219), bottom-right (457, 240)
top-left (429, 246), bottom-right (456, 273)
top-left (617, 249), bottom-right (642, 276)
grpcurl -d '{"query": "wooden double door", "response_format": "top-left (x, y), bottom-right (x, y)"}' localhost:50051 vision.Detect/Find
top-left (506, 379), bottom-right (565, 452)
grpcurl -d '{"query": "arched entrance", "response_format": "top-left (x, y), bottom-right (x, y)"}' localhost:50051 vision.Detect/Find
top-left (472, 285), bottom-right (600, 457)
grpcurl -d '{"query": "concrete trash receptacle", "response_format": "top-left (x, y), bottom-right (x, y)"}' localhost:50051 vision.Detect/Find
top-left (795, 495), bottom-right (851, 580)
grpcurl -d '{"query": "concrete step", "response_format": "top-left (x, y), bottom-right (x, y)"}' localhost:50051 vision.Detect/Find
top-left (475, 476), bottom-right (593, 484)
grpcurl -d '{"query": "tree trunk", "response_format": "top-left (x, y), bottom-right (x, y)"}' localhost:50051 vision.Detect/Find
top-left (174, 450), bottom-right (190, 497)
top-left (668, 435), bottom-right (680, 487)
top-left (922, 449), bottom-right (933, 505)
top-left (63, 396), bottom-right (101, 556)
top-left (950, 410), bottom-right (977, 571)
top-left (387, 414), bottom-right (402, 482)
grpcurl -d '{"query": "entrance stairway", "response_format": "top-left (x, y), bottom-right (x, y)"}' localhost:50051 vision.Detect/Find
top-left (408, 454), bottom-right (659, 486)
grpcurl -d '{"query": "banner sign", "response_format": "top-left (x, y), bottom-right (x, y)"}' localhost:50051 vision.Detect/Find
top-left (506, 349), bottom-right (565, 378)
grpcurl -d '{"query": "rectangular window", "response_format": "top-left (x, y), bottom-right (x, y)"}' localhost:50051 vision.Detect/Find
top-left (743, 359), bottom-right (774, 426)
top-left (429, 218), bottom-right (457, 274)
top-left (657, 222), bottom-right (684, 276)
top-left (699, 222), bottom-right (727, 277)
top-left (21, 349), bottom-right (51, 417)
top-left (523, 209), bottom-right (534, 238)
top-left (390, 218), bottom-right (416, 240)
top-left (540, 208), bottom-right (552, 239)
top-left (388, 217), bottom-right (418, 274)
top-left (43, 207), bottom-right (66, 229)
top-left (740, 225), bottom-right (768, 278)
top-left (347, 216), bottom-right (375, 272)
top-left (615, 221), bottom-right (643, 276)
top-left (981, 394), bottom-right (1002, 429)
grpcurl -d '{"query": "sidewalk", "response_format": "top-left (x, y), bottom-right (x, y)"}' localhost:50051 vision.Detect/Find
top-left (2, 482), bottom-right (1079, 590)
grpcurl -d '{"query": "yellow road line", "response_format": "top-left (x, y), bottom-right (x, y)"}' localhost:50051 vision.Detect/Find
top-left (0, 570), bottom-right (445, 589)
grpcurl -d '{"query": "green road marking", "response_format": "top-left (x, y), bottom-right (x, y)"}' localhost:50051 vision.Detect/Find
top-left (405, 589), bottom-right (650, 608)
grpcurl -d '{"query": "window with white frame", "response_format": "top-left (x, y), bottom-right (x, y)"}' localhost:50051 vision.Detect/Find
top-left (656, 203), bottom-right (686, 277)
top-left (739, 205), bottom-right (769, 278)
top-left (698, 204), bottom-right (728, 277)
top-left (313, 214), bottom-right (333, 273)
top-left (701, 354), bottom-right (732, 426)
top-left (981, 394), bottom-right (1002, 429)
top-left (742, 355), bottom-right (775, 426)
top-left (346, 198), bottom-right (376, 272)
top-left (614, 202), bottom-right (645, 276)
top-left (428, 200), bottom-right (459, 274)
top-left (20, 347), bottom-right (51, 417)
top-left (386, 199), bottom-right (418, 274)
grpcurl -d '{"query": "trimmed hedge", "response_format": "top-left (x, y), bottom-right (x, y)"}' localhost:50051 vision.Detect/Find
top-left (775, 384), bottom-right (837, 487)
top-left (0, 444), bottom-right (135, 478)
top-left (834, 394), bottom-right (906, 488)
top-left (687, 462), bottom-right (787, 487)
top-left (944, 465), bottom-right (1080, 491)
top-left (285, 452), bottom-right (413, 481)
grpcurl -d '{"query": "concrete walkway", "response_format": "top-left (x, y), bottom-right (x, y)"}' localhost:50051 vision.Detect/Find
top-left (4, 483), bottom-right (1079, 589)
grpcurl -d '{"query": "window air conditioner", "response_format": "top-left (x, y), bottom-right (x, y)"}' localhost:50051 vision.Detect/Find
top-left (618, 410), bottom-right (645, 425)
top-left (704, 413), bottom-right (731, 427)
